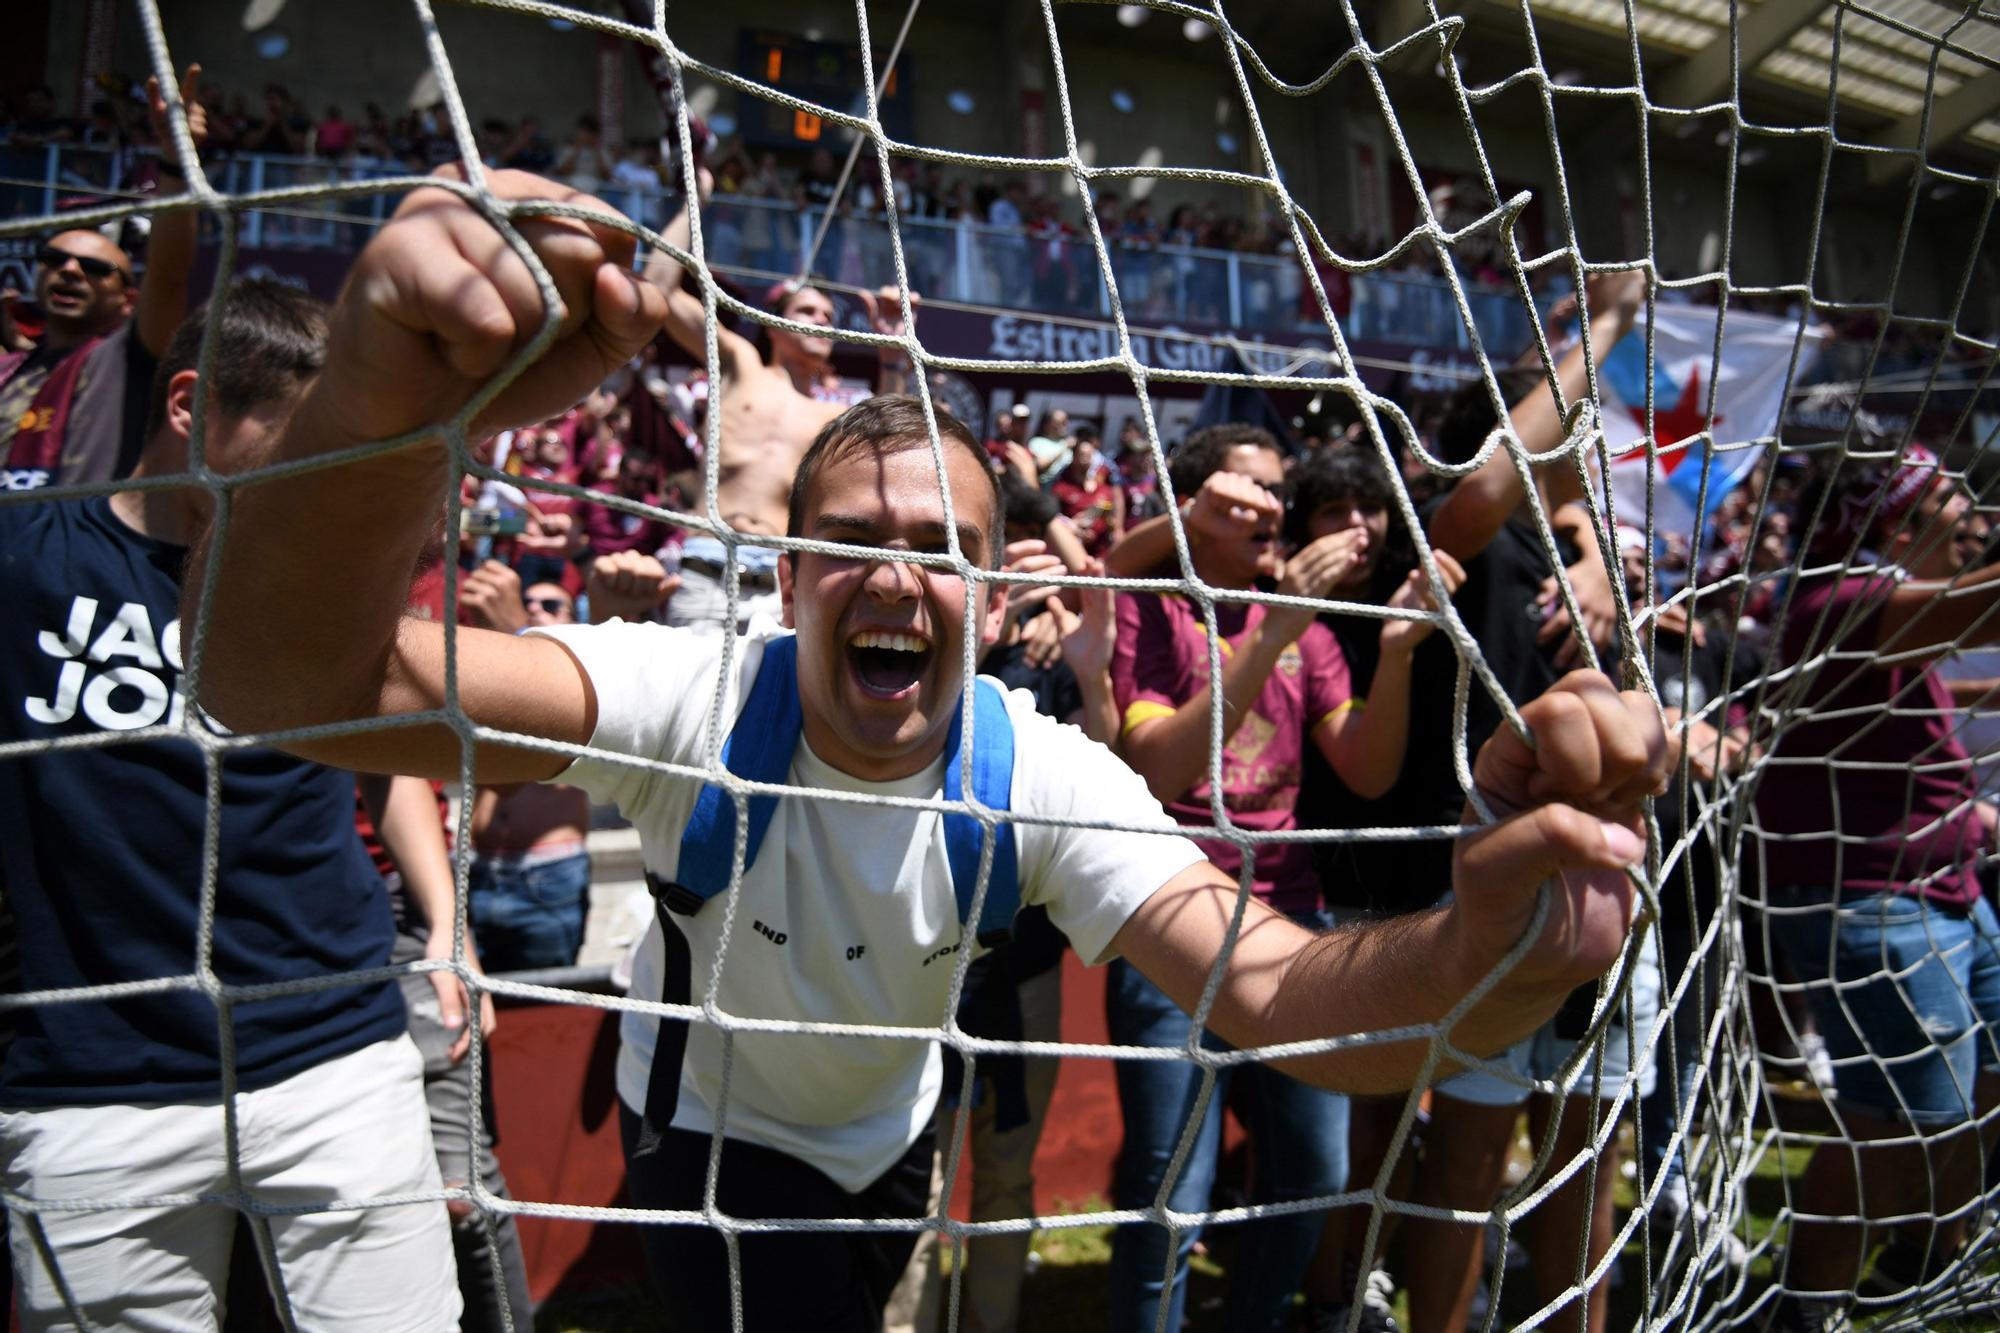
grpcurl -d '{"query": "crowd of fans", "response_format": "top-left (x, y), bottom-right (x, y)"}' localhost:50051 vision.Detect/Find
top-left (6, 84), bottom-right (1999, 1333)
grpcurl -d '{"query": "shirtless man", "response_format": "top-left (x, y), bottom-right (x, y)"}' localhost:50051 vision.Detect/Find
top-left (645, 169), bottom-right (915, 634)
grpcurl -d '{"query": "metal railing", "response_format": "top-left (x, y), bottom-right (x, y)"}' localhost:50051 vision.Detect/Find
top-left (2, 143), bottom-right (1543, 354)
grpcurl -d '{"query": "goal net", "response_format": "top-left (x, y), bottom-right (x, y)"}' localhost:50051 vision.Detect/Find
top-left (4, 0), bottom-right (1999, 1331)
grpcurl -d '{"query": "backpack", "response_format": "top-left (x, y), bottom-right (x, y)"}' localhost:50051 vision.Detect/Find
top-left (644, 634), bottom-right (1022, 947)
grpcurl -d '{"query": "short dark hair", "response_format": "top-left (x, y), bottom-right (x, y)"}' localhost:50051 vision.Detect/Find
top-left (752, 278), bottom-right (829, 365)
top-left (1435, 369), bottom-right (1540, 467)
top-left (1286, 448), bottom-right (1397, 547)
top-left (786, 395), bottom-right (1005, 567)
top-left (999, 469), bottom-right (1059, 531)
top-left (1169, 422), bottom-right (1280, 498)
top-left (145, 278), bottom-right (329, 442)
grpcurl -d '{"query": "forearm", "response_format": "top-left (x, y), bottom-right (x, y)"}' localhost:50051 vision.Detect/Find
top-left (874, 346), bottom-right (911, 396)
top-left (190, 386), bottom-right (448, 738)
top-left (1257, 907), bottom-right (1573, 1093)
top-left (1043, 515), bottom-right (1092, 573)
top-left (1124, 621), bottom-right (1291, 801)
top-left (1073, 668), bottom-right (1120, 749)
top-left (377, 775), bottom-right (459, 941)
top-left (1879, 564), bottom-right (2000, 661)
top-left (1429, 305), bottom-right (1632, 559)
top-left (642, 199), bottom-right (710, 358)
top-left (135, 173), bottom-right (199, 358)
top-left (1949, 676), bottom-right (2000, 708)
top-left (1327, 646), bottom-right (1414, 798)
top-left (1117, 866), bottom-right (1585, 1096)
top-left (1103, 507), bottom-right (1180, 578)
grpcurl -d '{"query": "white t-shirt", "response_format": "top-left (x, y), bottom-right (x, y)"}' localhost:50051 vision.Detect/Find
top-left (531, 622), bottom-right (1205, 1190)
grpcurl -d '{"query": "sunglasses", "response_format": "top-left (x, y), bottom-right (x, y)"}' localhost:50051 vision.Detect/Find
top-left (37, 244), bottom-right (131, 285)
top-left (527, 596), bottom-right (572, 615)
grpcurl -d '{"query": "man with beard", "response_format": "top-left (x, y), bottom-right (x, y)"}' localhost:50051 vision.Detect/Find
top-left (2, 66), bottom-right (206, 492)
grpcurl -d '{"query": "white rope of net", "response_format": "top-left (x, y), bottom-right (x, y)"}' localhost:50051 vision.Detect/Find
top-left (1, 0), bottom-right (1997, 1330)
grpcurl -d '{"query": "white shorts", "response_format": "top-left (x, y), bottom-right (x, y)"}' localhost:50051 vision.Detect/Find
top-left (1437, 932), bottom-right (1663, 1107)
top-left (2, 1036), bottom-right (462, 1333)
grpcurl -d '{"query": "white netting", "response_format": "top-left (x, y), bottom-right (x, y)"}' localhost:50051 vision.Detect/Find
top-left (3, 0), bottom-right (2000, 1331)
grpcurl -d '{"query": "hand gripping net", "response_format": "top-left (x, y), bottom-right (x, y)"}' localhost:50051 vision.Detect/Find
top-left (3, 0), bottom-right (1999, 1330)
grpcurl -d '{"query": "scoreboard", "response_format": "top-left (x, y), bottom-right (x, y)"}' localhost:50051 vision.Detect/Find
top-left (736, 30), bottom-right (917, 152)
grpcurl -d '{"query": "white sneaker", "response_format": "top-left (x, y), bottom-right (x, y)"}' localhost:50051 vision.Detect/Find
top-left (1649, 1176), bottom-right (1748, 1272)
top-left (1798, 1031), bottom-right (1836, 1093)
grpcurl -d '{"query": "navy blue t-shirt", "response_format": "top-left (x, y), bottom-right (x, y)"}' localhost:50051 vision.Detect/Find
top-left (0, 496), bottom-right (404, 1106)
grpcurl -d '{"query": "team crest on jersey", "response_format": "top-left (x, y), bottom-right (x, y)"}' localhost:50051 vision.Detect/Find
top-left (1228, 711), bottom-right (1277, 763)
top-left (1276, 643), bottom-right (1303, 677)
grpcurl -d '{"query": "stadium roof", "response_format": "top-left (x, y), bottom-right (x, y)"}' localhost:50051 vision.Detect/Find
top-left (1386, 0), bottom-right (2000, 165)
top-left (1083, 1), bottom-right (2000, 168)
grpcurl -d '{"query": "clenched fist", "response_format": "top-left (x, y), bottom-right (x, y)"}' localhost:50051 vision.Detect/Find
top-left (588, 550), bottom-right (680, 624)
top-left (306, 166), bottom-right (667, 453)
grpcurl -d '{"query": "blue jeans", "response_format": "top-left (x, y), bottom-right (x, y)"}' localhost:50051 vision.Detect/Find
top-left (468, 851), bottom-right (590, 973)
top-left (1107, 932), bottom-right (1350, 1333)
top-left (1767, 888), bottom-right (2000, 1127)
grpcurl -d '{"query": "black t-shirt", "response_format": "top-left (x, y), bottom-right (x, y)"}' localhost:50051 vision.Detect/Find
top-left (1307, 507), bottom-right (1572, 913)
top-left (0, 497), bottom-right (404, 1106)
top-left (984, 638), bottom-right (1085, 727)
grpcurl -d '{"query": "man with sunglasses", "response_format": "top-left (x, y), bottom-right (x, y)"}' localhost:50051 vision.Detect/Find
top-left (0, 65), bottom-right (205, 493)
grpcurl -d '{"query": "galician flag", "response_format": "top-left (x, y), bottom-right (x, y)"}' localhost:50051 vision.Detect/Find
top-left (1599, 304), bottom-right (1821, 548)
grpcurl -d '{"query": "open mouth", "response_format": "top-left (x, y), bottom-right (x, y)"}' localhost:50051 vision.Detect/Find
top-left (846, 629), bottom-right (933, 699)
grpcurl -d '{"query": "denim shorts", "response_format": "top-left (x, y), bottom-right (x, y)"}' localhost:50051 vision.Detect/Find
top-left (468, 849), bottom-right (591, 973)
top-left (1437, 929), bottom-right (1662, 1107)
top-left (1766, 887), bottom-right (2000, 1128)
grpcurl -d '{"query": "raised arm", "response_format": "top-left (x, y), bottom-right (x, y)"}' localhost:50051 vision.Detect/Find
top-left (188, 168), bottom-right (668, 782)
top-left (133, 64), bottom-right (208, 359)
top-left (1874, 562), bottom-right (2000, 661)
top-left (1120, 535), bottom-right (1365, 803)
top-left (1102, 468), bottom-right (1281, 579)
top-left (641, 167), bottom-right (754, 374)
top-left (1428, 269), bottom-right (1644, 562)
top-left (359, 773), bottom-right (493, 1062)
top-left (1113, 671), bottom-right (1670, 1094)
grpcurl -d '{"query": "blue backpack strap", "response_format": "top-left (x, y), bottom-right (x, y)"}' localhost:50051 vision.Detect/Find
top-left (943, 678), bottom-right (1020, 948)
top-left (655, 636), bottom-right (803, 916)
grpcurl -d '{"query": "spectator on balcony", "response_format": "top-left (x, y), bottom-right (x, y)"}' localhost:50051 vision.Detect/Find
top-left (499, 115), bottom-right (554, 174)
top-left (244, 83), bottom-right (307, 156)
top-left (986, 181), bottom-right (1032, 300)
top-left (910, 162), bottom-right (949, 219)
top-left (987, 180), bottom-right (1026, 230)
top-left (556, 115), bottom-right (614, 195)
top-left (313, 105), bottom-right (355, 158)
top-left (1028, 193), bottom-right (1080, 310)
top-left (5, 85), bottom-right (77, 147)
top-left (800, 146), bottom-right (842, 214)
top-left (612, 138), bottom-right (665, 232)
top-left (2, 67), bottom-right (204, 493)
